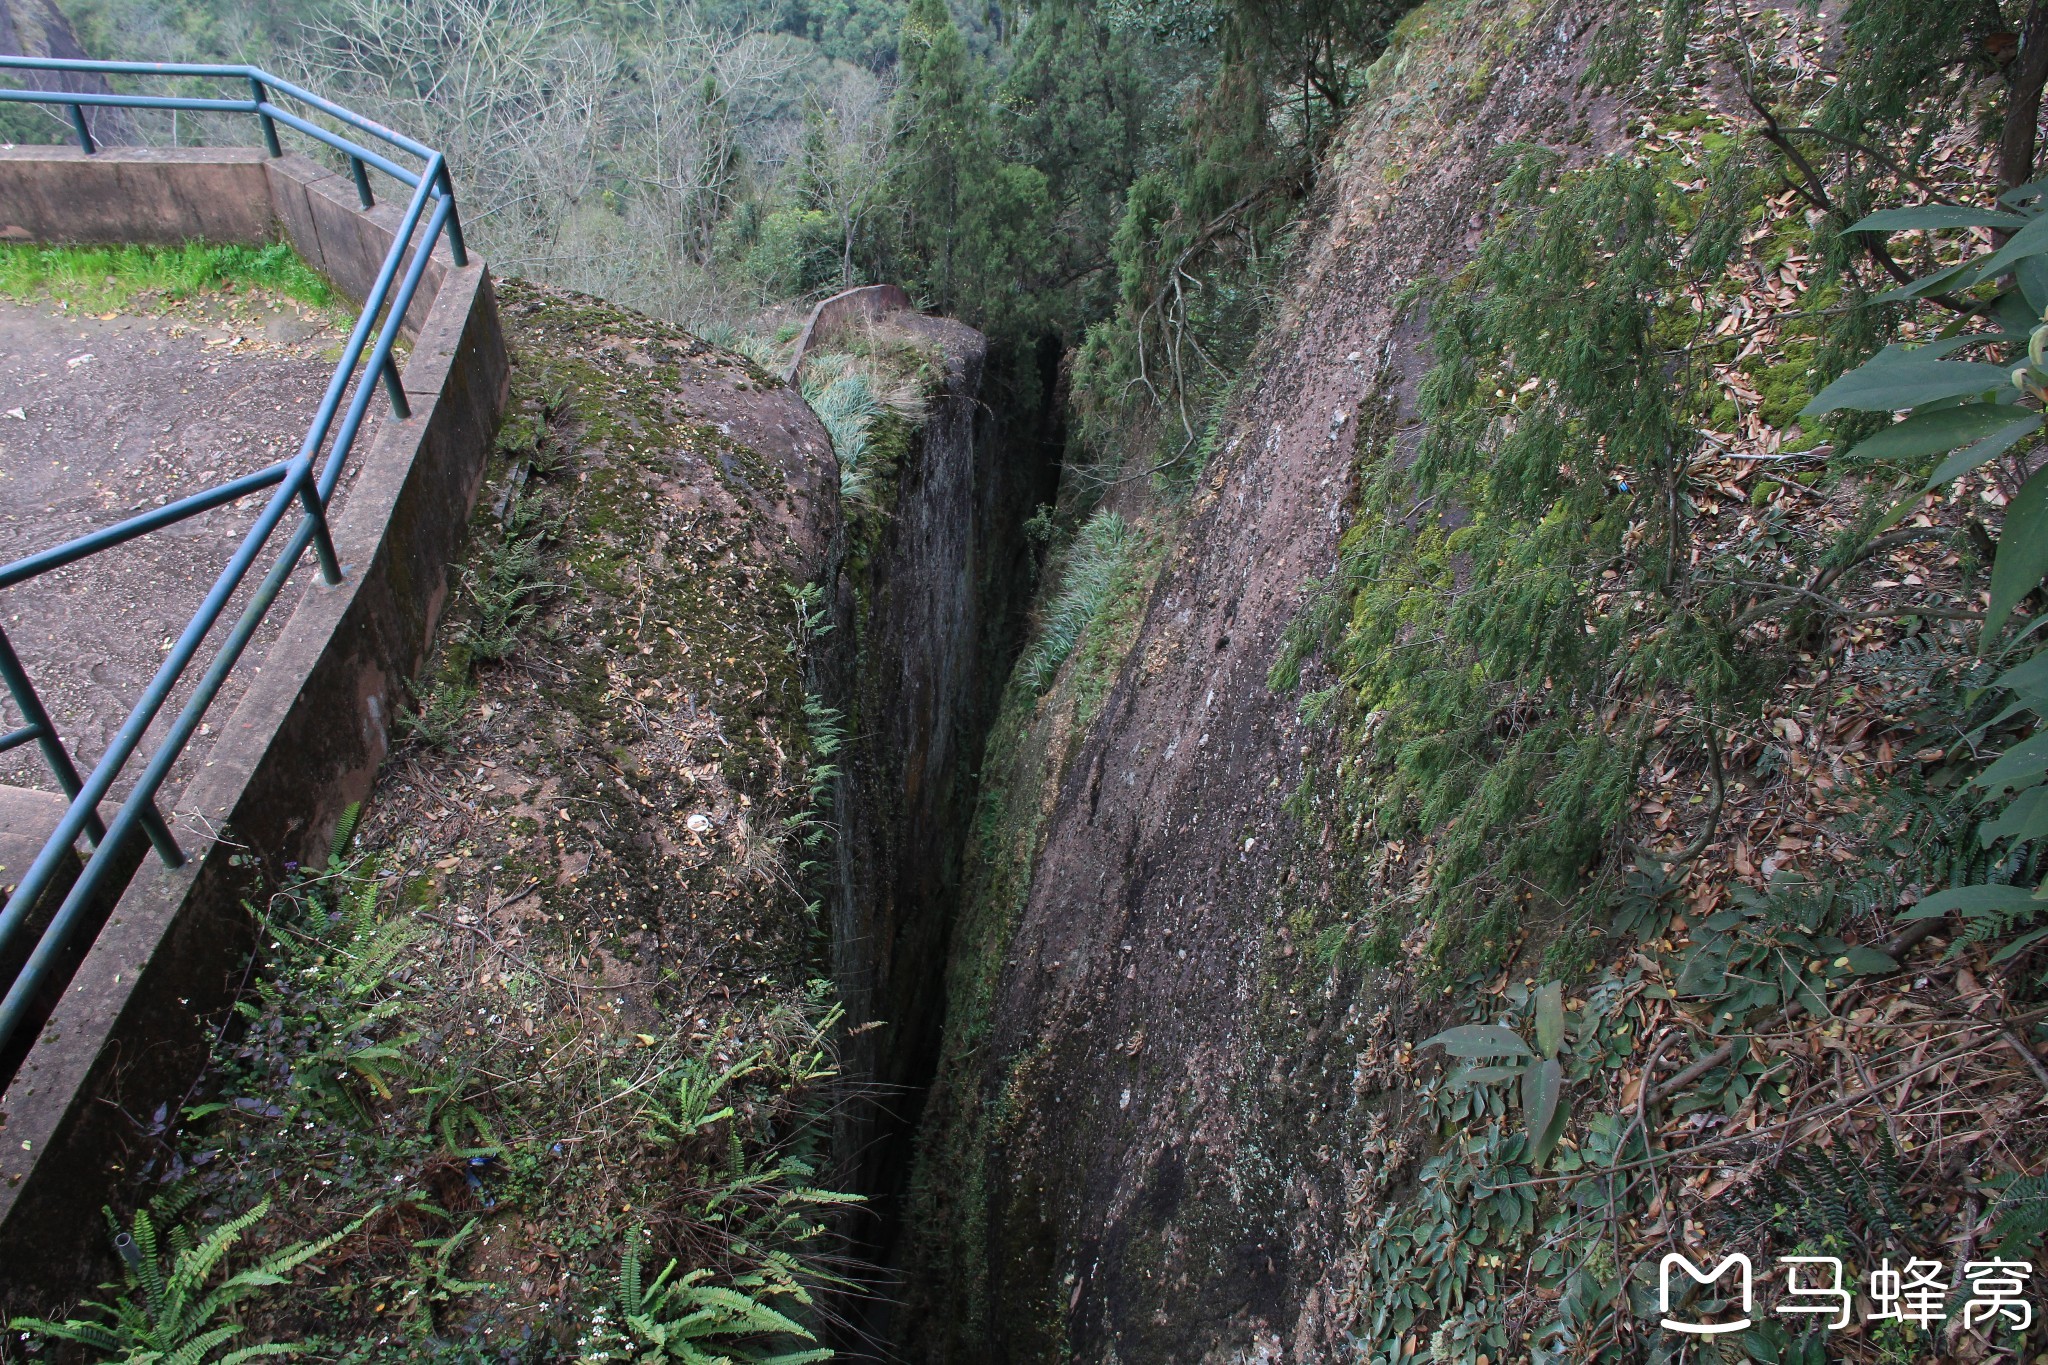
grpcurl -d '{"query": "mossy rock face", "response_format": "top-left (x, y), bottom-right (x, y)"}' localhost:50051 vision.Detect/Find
top-left (406, 279), bottom-right (838, 976)
top-left (894, 0), bottom-right (1627, 1359)
top-left (97, 278), bottom-right (851, 1357)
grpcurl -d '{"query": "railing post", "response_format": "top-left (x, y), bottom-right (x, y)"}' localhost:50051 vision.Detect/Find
top-left (381, 355), bottom-right (411, 419)
top-left (249, 75), bottom-right (282, 157)
top-left (67, 103), bottom-right (94, 154)
top-left (437, 165), bottom-right (469, 267)
top-left (349, 155), bottom-right (375, 209)
top-left (0, 626), bottom-right (106, 847)
top-left (0, 626), bottom-right (185, 869)
top-left (296, 473), bottom-right (344, 585)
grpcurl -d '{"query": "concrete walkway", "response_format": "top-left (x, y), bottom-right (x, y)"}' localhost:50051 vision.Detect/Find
top-left (0, 294), bottom-right (375, 828)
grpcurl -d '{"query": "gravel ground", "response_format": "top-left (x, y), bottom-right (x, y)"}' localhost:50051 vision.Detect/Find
top-left (0, 288), bottom-right (378, 836)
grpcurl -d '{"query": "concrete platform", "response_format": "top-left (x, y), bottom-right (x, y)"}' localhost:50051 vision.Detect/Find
top-left (0, 146), bottom-right (508, 1298)
top-left (0, 294), bottom-right (372, 813)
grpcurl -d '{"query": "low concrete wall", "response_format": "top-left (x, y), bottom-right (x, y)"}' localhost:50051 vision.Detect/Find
top-left (0, 146), bottom-right (452, 333)
top-left (782, 282), bottom-right (913, 382)
top-left (0, 147), bottom-right (506, 1299)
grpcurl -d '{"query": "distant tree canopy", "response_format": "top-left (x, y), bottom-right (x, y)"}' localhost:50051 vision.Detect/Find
top-left (856, 0), bottom-right (1421, 477)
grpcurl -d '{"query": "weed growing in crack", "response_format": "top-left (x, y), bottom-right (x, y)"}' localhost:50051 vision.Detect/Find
top-left (1018, 510), bottom-right (1137, 695)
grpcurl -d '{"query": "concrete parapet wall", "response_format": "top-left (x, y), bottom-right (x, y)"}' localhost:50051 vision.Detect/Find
top-left (0, 147), bottom-right (506, 1299)
top-left (0, 146), bottom-right (453, 335)
top-left (782, 282), bottom-right (913, 382)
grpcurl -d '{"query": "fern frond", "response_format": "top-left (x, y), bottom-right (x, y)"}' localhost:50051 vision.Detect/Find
top-left (163, 1324), bottom-right (244, 1365)
top-left (328, 803), bottom-right (363, 866)
top-left (5, 1316), bottom-right (126, 1351)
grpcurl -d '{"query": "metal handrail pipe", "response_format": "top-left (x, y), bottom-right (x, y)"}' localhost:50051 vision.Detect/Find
top-left (0, 87), bottom-right (422, 192)
top-left (316, 196), bottom-right (451, 502)
top-left (0, 725), bottom-right (40, 754)
top-left (0, 57), bottom-right (438, 163)
top-left (0, 90), bottom-right (254, 113)
top-left (287, 159), bottom-right (441, 470)
top-left (257, 103), bottom-right (421, 189)
top-left (247, 71), bottom-right (436, 161)
top-left (0, 56), bottom-right (253, 79)
top-left (0, 510), bottom-right (319, 1048)
top-left (0, 463), bottom-right (289, 591)
top-left (0, 460), bottom-right (316, 962)
top-left (288, 165), bottom-right (445, 578)
top-left (0, 628), bottom-right (110, 845)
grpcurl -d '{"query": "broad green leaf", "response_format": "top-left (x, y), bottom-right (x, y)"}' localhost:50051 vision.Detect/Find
top-left (1523, 1057), bottom-right (1564, 1159)
top-left (1865, 335), bottom-right (2025, 364)
top-left (1802, 361), bottom-right (2013, 417)
top-left (2001, 290), bottom-right (2042, 335)
top-left (1534, 980), bottom-right (1565, 1060)
top-left (1903, 883), bottom-right (2043, 919)
top-left (1953, 212), bottom-right (2048, 287)
top-left (1675, 942), bottom-right (1730, 996)
top-left (1847, 206), bottom-right (2032, 232)
top-left (1984, 787), bottom-right (2048, 845)
top-left (1421, 1024), bottom-right (1532, 1058)
top-left (1871, 260), bottom-right (1974, 304)
top-left (1985, 463), bottom-right (2048, 642)
top-left (2001, 176), bottom-right (2048, 207)
top-left (1975, 730), bottom-right (2048, 793)
top-left (1991, 925), bottom-right (2048, 963)
top-left (1451, 1063), bottom-right (1525, 1085)
top-left (1842, 404), bottom-right (2036, 463)
top-left (1840, 946), bottom-right (1899, 974)
top-left (1928, 413), bottom-right (2042, 487)
top-left (1995, 649), bottom-right (2048, 711)
top-left (2020, 254), bottom-right (2048, 316)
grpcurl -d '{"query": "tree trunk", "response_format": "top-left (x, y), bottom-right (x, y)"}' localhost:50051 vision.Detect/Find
top-left (2002, 0), bottom-right (2048, 187)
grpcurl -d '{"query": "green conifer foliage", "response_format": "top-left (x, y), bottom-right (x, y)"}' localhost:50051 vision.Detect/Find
top-left (886, 0), bottom-right (1051, 332)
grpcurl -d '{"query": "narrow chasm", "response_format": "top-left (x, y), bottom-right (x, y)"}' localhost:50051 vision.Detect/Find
top-left (814, 317), bottom-right (1063, 1346)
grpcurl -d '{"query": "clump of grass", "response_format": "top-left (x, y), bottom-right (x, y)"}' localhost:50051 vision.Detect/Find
top-left (800, 355), bottom-right (888, 506)
top-left (1018, 510), bottom-right (1138, 695)
top-left (797, 348), bottom-right (929, 508)
top-left (0, 240), bottom-right (337, 312)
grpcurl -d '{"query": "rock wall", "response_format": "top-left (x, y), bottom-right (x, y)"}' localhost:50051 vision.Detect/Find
top-left (825, 313), bottom-right (1059, 1322)
top-left (897, 3), bottom-right (1619, 1359)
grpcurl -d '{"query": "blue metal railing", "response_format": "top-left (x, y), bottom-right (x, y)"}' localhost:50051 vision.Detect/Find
top-left (0, 56), bottom-right (469, 1059)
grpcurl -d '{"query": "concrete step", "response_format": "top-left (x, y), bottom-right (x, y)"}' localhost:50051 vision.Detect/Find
top-left (0, 785), bottom-right (71, 903)
top-left (0, 786), bottom-right (86, 1078)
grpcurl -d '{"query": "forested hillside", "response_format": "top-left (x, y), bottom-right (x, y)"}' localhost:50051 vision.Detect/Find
top-left (8, 0), bottom-right (2048, 1359)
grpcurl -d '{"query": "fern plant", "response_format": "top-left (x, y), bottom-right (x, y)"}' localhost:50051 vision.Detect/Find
top-left (1710, 1130), bottom-right (1927, 1262)
top-left (240, 816), bottom-right (422, 1108)
top-left (1984, 1171), bottom-right (2048, 1260)
top-left (577, 1238), bottom-right (832, 1365)
top-left (454, 492), bottom-right (559, 665)
top-left (7, 1200), bottom-right (343, 1364)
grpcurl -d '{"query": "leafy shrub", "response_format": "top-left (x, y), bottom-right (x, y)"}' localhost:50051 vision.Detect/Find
top-left (743, 208), bottom-right (842, 301)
